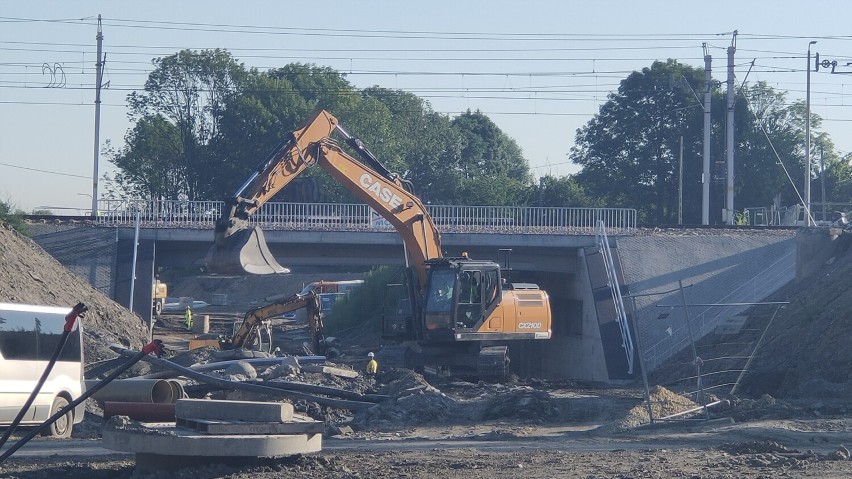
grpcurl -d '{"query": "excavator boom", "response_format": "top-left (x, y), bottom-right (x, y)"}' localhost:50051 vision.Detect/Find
top-left (205, 109), bottom-right (441, 290)
top-left (206, 110), bottom-right (340, 275)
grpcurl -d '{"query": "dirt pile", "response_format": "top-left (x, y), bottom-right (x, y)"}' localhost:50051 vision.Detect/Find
top-left (0, 224), bottom-right (149, 363)
top-left (648, 230), bottom-right (852, 405)
top-left (737, 232), bottom-right (852, 399)
top-left (618, 385), bottom-right (699, 429)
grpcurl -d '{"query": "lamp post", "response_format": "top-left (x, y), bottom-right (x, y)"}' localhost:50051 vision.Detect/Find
top-left (77, 193), bottom-right (92, 216)
top-left (805, 40), bottom-right (817, 226)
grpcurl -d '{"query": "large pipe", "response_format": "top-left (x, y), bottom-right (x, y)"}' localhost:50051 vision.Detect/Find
top-left (166, 380), bottom-right (186, 401)
top-left (103, 402), bottom-right (176, 422)
top-left (85, 379), bottom-right (174, 404)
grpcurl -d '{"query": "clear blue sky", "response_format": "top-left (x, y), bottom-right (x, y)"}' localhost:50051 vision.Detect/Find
top-left (2, 1), bottom-right (851, 213)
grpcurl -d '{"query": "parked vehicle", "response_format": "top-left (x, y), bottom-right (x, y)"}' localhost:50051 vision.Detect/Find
top-left (0, 303), bottom-right (85, 438)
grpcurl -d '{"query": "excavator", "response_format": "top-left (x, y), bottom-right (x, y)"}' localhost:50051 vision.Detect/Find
top-left (206, 109), bottom-right (552, 380)
top-left (215, 290), bottom-right (329, 355)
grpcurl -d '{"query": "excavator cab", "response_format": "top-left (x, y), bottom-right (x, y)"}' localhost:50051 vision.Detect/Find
top-left (421, 258), bottom-right (501, 339)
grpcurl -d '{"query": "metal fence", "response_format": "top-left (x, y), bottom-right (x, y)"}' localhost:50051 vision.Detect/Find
top-left (93, 199), bottom-right (637, 235)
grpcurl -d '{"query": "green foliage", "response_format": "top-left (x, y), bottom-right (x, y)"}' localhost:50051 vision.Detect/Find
top-left (570, 59), bottom-right (840, 225)
top-left (107, 114), bottom-right (183, 199)
top-left (531, 174), bottom-right (600, 207)
top-left (113, 49), bottom-right (248, 200)
top-left (110, 50), bottom-right (540, 206)
top-left (0, 199), bottom-right (28, 234)
top-left (323, 266), bottom-right (406, 333)
top-left (571, 60), bottom-right (707, 224)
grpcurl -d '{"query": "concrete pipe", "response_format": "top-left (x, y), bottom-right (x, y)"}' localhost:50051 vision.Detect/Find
top-left (103, 402), bottom-right (176, 422)
top-left (167, 379), bottom-right (186, 400)
top-left (85, 379), bottom-right (174, 404)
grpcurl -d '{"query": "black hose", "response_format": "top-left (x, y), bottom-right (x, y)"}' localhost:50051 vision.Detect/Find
top-left (0, 302), bottom-right (87, 450)
top-left (0, 340), bottom-right (162, 465)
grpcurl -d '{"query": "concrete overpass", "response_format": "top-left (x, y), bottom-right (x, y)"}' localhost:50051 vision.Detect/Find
top-left (29, 202), bottom-right (803, 383)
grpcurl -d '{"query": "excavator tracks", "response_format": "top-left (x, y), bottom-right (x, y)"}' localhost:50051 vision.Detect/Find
top-left (477, 346), bottom-right (509, 382)
top-left (376, 345), bottom-right (415, 371)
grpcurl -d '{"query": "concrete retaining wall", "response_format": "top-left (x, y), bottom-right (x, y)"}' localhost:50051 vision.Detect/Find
top-left (30, 224), bottom-right (117, 298)
top-left (616, 232), bottom-right (796, 372)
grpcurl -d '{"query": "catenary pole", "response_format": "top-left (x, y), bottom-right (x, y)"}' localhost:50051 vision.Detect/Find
top-left (702, 44), bottom-right (712, 225)
top-left (90, 15), bottom-right (104, 218)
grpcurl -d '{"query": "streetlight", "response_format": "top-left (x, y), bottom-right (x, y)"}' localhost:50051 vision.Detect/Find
top-left (805, 40), bottom-right (817, 226)
top-left (77, 193), bottom-right (92, 216)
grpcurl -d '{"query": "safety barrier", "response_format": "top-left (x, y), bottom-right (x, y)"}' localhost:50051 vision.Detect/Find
top-left (93, 199), bottom-right (637, 236)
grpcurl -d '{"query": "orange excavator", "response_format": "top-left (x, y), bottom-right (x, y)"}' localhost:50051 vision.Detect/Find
top-left (206, 110), bottom-right (551, 380)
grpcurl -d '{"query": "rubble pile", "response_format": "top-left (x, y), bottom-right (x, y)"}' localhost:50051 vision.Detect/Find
top-left (351, 369), bottom-right (456, 429)
top-left (481, 387), bottom-right (558, 422)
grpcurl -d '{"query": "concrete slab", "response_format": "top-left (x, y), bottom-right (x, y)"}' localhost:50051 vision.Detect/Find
top-left (103, 423), bottom-right (322, 458)
top-left (176, 414), bottom-right (324, 435)
top-left (176, 398), bottom-right (293, 422)
top-left (301, 364), bottom-right (359, 378)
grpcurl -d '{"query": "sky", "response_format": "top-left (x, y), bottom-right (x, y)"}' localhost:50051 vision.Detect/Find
top-left (2, 1), bottom-right (852, 214)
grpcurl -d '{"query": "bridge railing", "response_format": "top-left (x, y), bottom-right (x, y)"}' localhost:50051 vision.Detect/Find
top-left (94, 199), bottom-right (637, 235)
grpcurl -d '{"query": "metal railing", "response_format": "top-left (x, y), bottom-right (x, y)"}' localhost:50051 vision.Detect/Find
top-left (93, 199), bottom-right (637, 235)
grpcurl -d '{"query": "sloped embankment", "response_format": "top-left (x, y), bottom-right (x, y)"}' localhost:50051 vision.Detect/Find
top-left (0, 223), bottom-right (149, 363)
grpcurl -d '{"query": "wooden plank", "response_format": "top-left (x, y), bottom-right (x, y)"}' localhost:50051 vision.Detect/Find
top-left (189, 338), bottom-right (221, 350)
top-left (175, 414), bottom-right (324, 435)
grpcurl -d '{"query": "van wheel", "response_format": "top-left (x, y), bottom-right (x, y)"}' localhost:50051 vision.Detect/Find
top-left (154, 301), bottom-right (163, 316)
top-left (42, 396), bottom-right (73, 438)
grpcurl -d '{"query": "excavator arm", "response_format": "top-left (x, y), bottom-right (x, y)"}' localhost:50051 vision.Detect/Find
top-left (224, 291), bottom-right (323, 352)
top-left (206, 109), bottom-right (442, 291)
top-left (206, 110), bottom-right (340, 275)
top-left (307, 137), bottom-right (441, 291)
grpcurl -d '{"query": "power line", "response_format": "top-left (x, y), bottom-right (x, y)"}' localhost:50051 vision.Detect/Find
top-left (0, 161), bottom-right (92, 179)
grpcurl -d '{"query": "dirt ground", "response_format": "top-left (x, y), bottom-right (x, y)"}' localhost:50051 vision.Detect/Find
top-left (2, 223), bottom-right (852, 477)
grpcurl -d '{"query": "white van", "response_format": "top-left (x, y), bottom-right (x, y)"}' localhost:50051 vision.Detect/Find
top-left (0, 303), bottom-right (86, 438)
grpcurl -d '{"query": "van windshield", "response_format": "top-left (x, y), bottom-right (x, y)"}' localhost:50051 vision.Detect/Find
top-left (0, 310), bottom-right (81, 361)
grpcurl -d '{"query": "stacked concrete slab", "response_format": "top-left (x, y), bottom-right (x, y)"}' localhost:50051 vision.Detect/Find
top-left (103, 399), bottom-right (323, 470)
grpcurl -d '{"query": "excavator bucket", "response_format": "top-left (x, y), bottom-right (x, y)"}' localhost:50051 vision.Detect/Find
top-left (205, 227), bottom-right (290, 275)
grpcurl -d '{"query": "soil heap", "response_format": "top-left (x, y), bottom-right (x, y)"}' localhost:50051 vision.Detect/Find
top-left (739, 232), bottom-right (852, 399)
top-left (0, 223), bottom-right (149, 363)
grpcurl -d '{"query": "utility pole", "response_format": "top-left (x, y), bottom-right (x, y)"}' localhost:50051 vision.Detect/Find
top-left (820, 145), bottom-right (826, 222)
top-left (679, 136), bottom-right (683, 225)
top-left (91, 15), bottom-right (105, 219)
top-left (725, 32), bottom-right (736, 225)
top-left (702, 44), bottom-right (712, 225)
top-left (805, 40), bottom-right (817, 226)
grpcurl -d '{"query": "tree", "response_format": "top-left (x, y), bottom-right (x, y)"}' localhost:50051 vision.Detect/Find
top-left (570, 60), bottom-right (834, 225)
top-left (450, 110), bottom-right (532, 205)
top-left (107, 115), bottom-right (183, 199)
top-left (532, 175), bottom-right (599, 207)
top-left (571, 60), bottom-right (706, 224)
top-left (111, 54), bottom-right (541, 207)
top-left (113, 49), bottom-right (248, 200)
